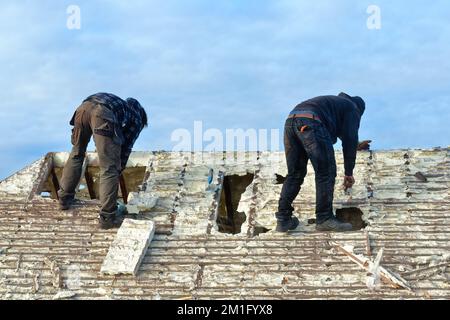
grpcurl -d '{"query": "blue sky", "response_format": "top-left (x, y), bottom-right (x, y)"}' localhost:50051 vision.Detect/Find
top-left (0, 0), bottom-right (449, 179)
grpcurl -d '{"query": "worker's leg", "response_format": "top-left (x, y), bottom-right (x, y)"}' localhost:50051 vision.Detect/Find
top-left (90, 105), bottom-right (121, 216)
top-left (276, 118), bottom-right (308, 220)
top-left (58, 103), bottom-right (93, 206)
top-left (295, 118), bottom-right (335, 224)
top-left (327, 147), bottom-right (337, 213)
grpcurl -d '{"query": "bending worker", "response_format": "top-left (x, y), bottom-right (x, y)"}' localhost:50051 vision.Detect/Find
top-left (58, 93), bottom-right (148, 229)
top-left (276, 92), bottom-right (369, 232)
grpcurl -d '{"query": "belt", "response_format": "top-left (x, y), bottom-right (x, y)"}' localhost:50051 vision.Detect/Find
top-left (288, 113), bottom-right (321, 122)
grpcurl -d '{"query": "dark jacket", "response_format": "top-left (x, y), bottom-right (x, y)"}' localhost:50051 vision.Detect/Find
top-left (291, 94), bottom-right (365, 176)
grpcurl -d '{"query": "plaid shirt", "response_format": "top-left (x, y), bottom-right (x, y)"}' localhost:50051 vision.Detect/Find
top-left (84, 93), bottom-right (145, 169)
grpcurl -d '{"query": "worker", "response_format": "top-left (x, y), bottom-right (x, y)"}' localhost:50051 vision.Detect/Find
top-left (57, 93), bottom-right (148, 229)
top-left (275, 92), bottom-right (370, 232)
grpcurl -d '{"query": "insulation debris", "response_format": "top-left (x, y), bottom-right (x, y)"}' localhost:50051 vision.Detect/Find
top-left (44, 257), bottom-right (63, 289)
top-left (126, 192), bottom-right (158, 214)
top-left (15, 254), bottom-right (22, 272)
top-left (101, 219), bottom-right (155, 276)
top-left (52, 291), bottom-right (77, 300)
top-left (366, 248), bottom-right (383, 291)
top-left (32, 274), bottom-right (40, 294)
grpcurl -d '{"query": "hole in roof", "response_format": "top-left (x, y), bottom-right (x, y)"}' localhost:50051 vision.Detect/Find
top-left (40, 165), bottom-right (147, 203)
top-left (335, 207), bottom-right (367, 231)
top-left (216, 173), bottom-right (254, 234)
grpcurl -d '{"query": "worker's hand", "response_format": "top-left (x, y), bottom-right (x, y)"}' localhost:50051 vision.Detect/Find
top-left (357, 140), bottom-right (372, 151)
top-left (343, 176), bottom-right (355, 190)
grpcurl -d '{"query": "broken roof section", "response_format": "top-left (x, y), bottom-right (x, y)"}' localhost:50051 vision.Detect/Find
top-left (0, 148), bottom-right (449, 299)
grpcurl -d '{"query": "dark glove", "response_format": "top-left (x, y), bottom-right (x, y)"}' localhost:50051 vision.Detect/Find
top-left (357, 140), bottom-right (372, 151)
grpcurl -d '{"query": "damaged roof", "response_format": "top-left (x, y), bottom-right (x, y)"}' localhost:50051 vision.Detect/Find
top-left (0, 148), bottom-right (449, 299)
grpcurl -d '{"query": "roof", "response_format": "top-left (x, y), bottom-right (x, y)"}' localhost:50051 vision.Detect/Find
top-left (0, 149), bottom-right (449, 299)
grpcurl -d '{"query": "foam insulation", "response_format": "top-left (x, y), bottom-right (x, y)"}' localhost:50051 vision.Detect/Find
top-left (126, 192), bottom-right (158, 214)
top-left (52, 152), bottom-right (152, 168)
top-left (101, 219), bottom-right (155, 276)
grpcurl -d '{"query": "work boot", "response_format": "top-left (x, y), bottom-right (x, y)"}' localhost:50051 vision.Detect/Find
top-left (316, 216), bottom-right (352, 232)
top-left (99, 211), bottom-right (126, 230)
top-left (58, 195), bottom-right (74, 211)
top-left (276, 216), bottom-right (300, 233)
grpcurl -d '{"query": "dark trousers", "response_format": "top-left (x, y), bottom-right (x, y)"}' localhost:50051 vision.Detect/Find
top-left (58, 101), bottom-right (122, 215)
top-left (277, 117), bottom-right (336, 224)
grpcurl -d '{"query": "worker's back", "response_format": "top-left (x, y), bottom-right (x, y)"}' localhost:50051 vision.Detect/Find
top-left (83, 92), bottom-right (128, 125)
top-left (291, 94), bottom-right (364, 144)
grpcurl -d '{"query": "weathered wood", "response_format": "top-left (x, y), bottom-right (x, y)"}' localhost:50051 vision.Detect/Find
top-left (331, 241), bottom-right (413, 291)
top-left (27, 153), bottom-right (54, 202)
top-left (76, 156), bottom-right (89, 194)
top-left (403, 262), bottom-right (450, 276)
top-left (50, 167), bottom-right (60, 200)
top-left (119, 175), bottom-right (128, 204)
top-left (222, 175), bottom-right (234, 232)
top-left (84, 170), bottom-right (96, 200)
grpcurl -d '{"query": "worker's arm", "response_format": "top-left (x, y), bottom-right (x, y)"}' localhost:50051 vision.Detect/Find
top-left (120, 143), bottom-right (133, 172)
top-left (119, 125), bottom-right (143, 172)
top-left (341, 110), bottom-right (360, 179)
